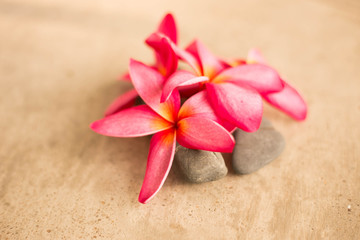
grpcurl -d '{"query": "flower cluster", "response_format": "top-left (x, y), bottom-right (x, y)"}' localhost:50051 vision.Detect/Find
top-left (91, 13), bottom-right (307, 204)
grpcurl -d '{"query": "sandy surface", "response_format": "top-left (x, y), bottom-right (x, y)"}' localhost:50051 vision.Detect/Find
top-left (0, 0), bottom-right (359, 239)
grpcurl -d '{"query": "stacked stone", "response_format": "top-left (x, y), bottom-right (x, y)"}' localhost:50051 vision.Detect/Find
top-left (175, 118), bottom-right (285, 183)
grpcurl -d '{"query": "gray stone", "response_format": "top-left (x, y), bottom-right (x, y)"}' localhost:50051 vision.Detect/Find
top-left (232, 118), bottom-right (285, 174)
top-left (174, 146), bottom-right (228, 183)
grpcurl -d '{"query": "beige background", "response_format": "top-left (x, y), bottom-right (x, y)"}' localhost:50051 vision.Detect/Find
top-left (0, 0), bottom-right (359, 239)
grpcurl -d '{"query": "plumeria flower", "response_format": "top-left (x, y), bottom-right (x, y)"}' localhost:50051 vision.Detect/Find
top-left (157, 36), bottom-right (283, 132)
top-left (234, 49), bottom-right (307, 120)
top-left (105, 13), bottom-right (178, 116)
top-left (91, 59), bottom-right (235, 203)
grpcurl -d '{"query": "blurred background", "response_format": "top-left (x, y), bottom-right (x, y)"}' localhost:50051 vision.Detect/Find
top-left (0, 0), bottom-right (359, 239)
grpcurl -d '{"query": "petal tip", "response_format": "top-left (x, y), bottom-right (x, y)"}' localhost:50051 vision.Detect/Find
top-left (224, 137), bottom-right (235, 153)
top-left (89, 120), bottom-right (99, 131)
top-left (129, 58), bottom-right (136, 66)
top-left (245, 122), bottom-right (261, 132)
top-left (296, 109), bottom-right (308, 121)
top-left (164, 12), bottom-right (175, 20)
top-left (129, 58), bottom-right (142, 68)
top-left (138, 194), bottom-right (149, 204)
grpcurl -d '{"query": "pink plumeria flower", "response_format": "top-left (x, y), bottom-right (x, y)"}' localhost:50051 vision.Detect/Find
top-left (159, 37), bottom-right (283, 132)
top-left (91, 59), bottom-right (235, 203)
top-left (106, 14), bottom-right (178, 116)
top-left (244, 49), bottom-right (307, 120)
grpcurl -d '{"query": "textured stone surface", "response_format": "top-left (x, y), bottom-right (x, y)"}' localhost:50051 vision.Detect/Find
top-left (232, 118), bottom-right (285, 174)
top-left (175, 146), bottom-right (227, 183)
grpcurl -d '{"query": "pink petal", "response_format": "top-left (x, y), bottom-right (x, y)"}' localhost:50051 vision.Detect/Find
top-left (206, 82), bottom-right (263, 132)
top-left (157, 13), bottom-right (177, 44)
top-left (163, 37), bottom-right (203, 75)
top-left (146, 33), bottom-right (202, 76)
top-left (263, 80), bottom-right (307, 120)
top-left (146, 35), bottom-right (178, 77)
top-left (91, 105), bottom-right (173, 137)
top-left (186, 40), bottom-right (225, 78)
top-left (213, 64), bottom-right (283, 94)
top-left (118, 72), bottom-right (131, 82)
top-left (161, 70), bottom-right (208, 102)
top-left (104, 89), bottom-right (138, 116)
top-left (138, 128), bottom-right (176, 204)
top-left (178, 90), bottom-right (236, 132)
top-left (176, 117), bottom-right (235, 153)
top-left (247, 48), bottom-right (266, 64)
top-left (129, 59), bottom-right (180, 122)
